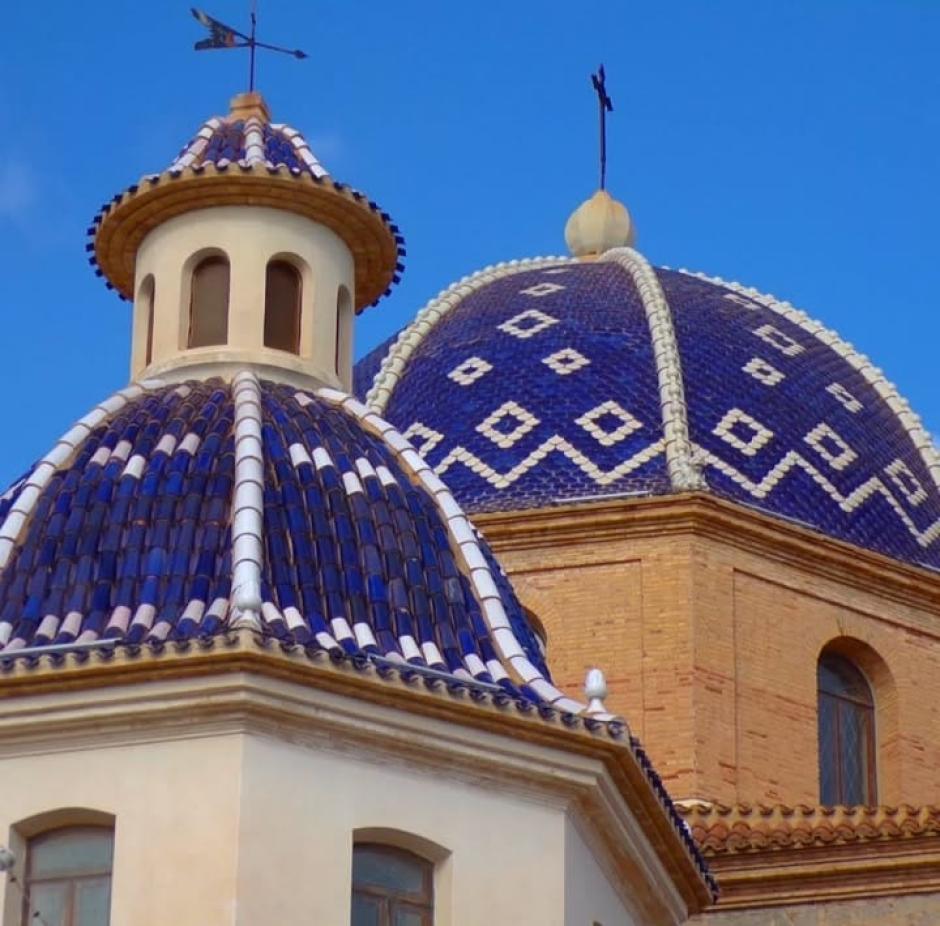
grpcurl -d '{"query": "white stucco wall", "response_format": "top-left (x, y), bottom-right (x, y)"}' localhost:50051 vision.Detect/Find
top-left (132, 205), bottom-right (355, 388)
top-left (0, 723), bottom-right (644, 926)
top-left (565, 815), bottom-right (638, 926)
top-left (0, 733), bottom-right (243, 925)
top-left (235, 733), bottom-right (574, 925)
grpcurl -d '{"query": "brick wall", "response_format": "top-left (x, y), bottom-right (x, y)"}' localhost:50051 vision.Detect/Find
top-left (688, 892), bottom-right (940, 925)
top-left (481, 498), bottom-right (940, 807)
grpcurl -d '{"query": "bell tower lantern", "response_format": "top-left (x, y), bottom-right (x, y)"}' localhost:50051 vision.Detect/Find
top-left (90, 91), bottom-right (404, 391)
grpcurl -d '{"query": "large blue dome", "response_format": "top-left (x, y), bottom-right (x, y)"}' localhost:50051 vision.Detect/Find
top-left (0, 373), bottom-right (590, 710)
top-left (356, 250), bottom-right (940, 571)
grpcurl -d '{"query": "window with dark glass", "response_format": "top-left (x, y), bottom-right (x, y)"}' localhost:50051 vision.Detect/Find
top-left (188, 256), bottom-right (230, 348)
top-left (351, 844), bottom-right (433, 926)
top-left (23, 827), bottom-right (113, 926)
top-left (818, 654), bottom-right (876, 805)
top-left (263, 260), bottom-right (302, 353)
top-left (140, 276), bottom-right (155, 365)
top-left (335, 286), bottom-right (353, 378)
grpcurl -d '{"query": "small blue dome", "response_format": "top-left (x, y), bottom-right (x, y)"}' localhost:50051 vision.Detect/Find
top-left (0, 376), bottom-right (583, 708)
top-left (168, 93), bottom-right (329, 178)
top-left (357, 253), bottom-right (940, 571)
top-left (90, 91), bottom-right (405, 309)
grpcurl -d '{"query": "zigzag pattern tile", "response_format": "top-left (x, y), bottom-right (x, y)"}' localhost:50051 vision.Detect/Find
top-left (660, 269), bottom-right (940, 568)
top-left (357, 262), bottom-right (940, 571)
top-left (377, 263), bottom-right (671, 512)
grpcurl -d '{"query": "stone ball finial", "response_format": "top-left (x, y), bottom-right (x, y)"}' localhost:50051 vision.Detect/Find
top-left (565, 189), bottom-right (635, 258)
top-left (584, 667), bottom-right (609, 715)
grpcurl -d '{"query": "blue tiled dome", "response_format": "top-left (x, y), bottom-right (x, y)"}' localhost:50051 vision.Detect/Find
top-left (169, 113), bottom-right (327, 177)
top-left (357, 251), bottom-right (940, 571)
top-left (0, 374), bottom-right (593, 709)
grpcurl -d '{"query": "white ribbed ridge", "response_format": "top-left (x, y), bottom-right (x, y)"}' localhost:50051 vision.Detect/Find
top-left (681, 269), bottom-right (940, 495)
top-left (169, 117), bottom-right (330, 177)
top-left (243, 116), bottom-right (266, 164)
top-left (365, 257), bottom-right (571, 414)
top-left (602, 248), bottom-right (706, 492)
top-left (270, 124), bottom-right (329, 178)
top-left (317, 387), bottom-right (593, 717)
top-left (169, 117), bottom-right (222, 171)
top-left (230, 370), bottom-right (264, 630)
top-left (0, 379), bottom-right (165, 574)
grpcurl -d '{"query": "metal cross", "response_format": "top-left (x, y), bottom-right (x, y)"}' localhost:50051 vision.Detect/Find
top-left (591, 65), bottom-right (614, 190)
top-left (191, 5), bottom-right (307, 92)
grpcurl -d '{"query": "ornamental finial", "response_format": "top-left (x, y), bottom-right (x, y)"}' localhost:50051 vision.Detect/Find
top-left (565, 66), bottom-right (635, 258)
top-left (584, 667), bottom-right (609, 715)
top-left (565, 190), bottom-right (635, 258)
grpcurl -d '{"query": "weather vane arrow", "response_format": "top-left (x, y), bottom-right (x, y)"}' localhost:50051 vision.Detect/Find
top-left (191, 6), bottom-right (307, 92)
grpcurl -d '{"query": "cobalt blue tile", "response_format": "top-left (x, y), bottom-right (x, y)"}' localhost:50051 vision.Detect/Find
top-left (356, 261), bottom-right (940, 572)
top-left (0, 379), bottom-right (548, 701)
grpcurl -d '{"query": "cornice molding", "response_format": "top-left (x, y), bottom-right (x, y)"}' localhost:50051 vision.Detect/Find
top-left (679, 799), bottom-right (940, 909)
top-left (0, 635), bottom-right (710, 920)
top-left (91, 164), bottom-right (401, 310)
top-left (698, 836), bottom-right (940, 909)
top-left (475, 494), bottom-right (940, 616)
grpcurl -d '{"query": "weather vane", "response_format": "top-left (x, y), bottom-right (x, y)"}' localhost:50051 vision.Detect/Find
top-left (191, 4), bottom-right (307, 93)
top-left (591, 65), bottom-right (614, 191)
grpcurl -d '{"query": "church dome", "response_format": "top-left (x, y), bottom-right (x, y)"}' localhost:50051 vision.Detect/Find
top-left (357, 249), bottom-right (940, 572)
top-left (0, 373), bottom-right (590, 709)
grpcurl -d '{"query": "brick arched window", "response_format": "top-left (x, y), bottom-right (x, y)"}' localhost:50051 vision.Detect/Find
top-left (818, 653), bottom-right (876, 805)
top-left (22, 826), bottom-right (114, 925)
top-left (264, 259), bottom-right (302, 354)
top-left (188, 255), bottom-right (230, 348)
top-left (352, 843), bottom-right (433, 925)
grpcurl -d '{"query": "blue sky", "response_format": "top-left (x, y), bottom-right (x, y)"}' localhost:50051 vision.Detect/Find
top-left (0, 1), bottom-right (937, 486)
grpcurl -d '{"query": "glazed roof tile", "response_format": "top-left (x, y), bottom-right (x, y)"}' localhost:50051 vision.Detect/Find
top-left (89, 98), bottom-right (405, 309)
top-left (357, 250), bottom-right (940, 571)
top-left (169, 115), bottom-right (329, 177)
top-left (0, 373), bottom-right (715, 894)
top-left (0, 375), bottom-right (587, 711)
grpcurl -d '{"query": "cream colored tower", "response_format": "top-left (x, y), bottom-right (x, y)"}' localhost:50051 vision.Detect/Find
top-left (0, 88), bottom-right (715, 926)
top-left (93, 91), bottom-right (402, 392)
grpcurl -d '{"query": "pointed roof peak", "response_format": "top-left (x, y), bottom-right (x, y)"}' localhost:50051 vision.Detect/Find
top-left (228, 90), bottom-right (271, 123)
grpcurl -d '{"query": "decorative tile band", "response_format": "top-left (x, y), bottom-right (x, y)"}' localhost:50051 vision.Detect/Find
top-left (365, 257), bottom-right (571, 414)
top-left (602, 248), bottom-right (706, 492)
top-left (681, 269), bottom-right (940, 495)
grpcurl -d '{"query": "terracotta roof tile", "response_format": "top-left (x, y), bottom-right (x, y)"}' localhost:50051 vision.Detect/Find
top-left (678, 802), bottom-right (940, 855)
